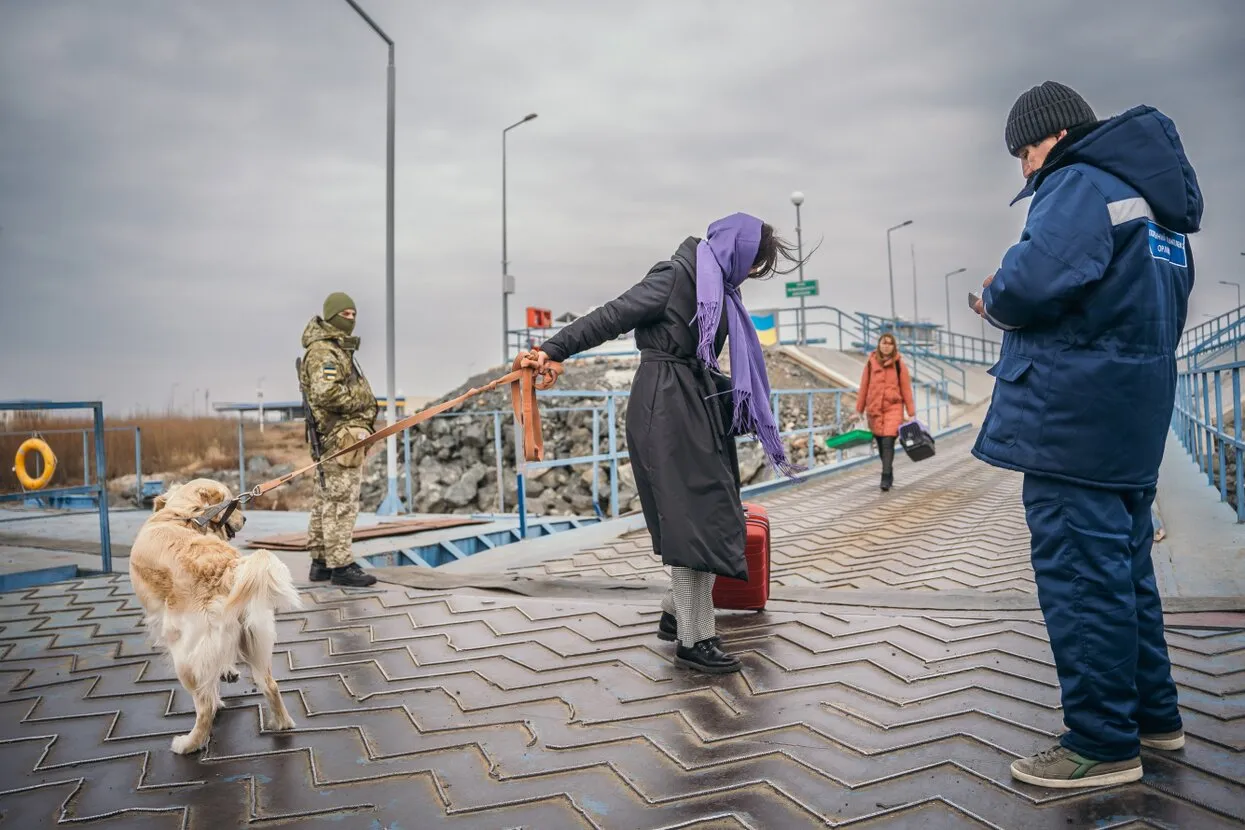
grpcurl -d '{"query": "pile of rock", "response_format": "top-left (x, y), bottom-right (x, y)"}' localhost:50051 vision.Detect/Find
top-left (359, 353), bottom-right (864, 516)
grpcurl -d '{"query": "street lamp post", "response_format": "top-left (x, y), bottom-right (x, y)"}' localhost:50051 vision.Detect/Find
top-left (791, 191), bottom-right (805, 344)
top-left (910, 243), bottom-right (918, 324)
top-left (1222, 280), bottom-right (1242, 309)
top-left (342, 0), bottom-right (400, 515)
top-left (942, 267), bottom-right (967, 337)
top-left (256, 377), bottom-right (265, 434)
top-left (502, 113), bottom-right (538, 364)
top-left (886, 220), bottom-right (913, 323)
top-left (1222, 279), bottom-right (1243, 362)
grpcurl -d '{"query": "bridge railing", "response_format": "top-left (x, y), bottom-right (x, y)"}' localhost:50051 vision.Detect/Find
top-left (1172, 359), bottom-right (1245, 521)
top-left (0, 401), bottom-right (114, 572)
top-left (1180, 307), bottom-right (1245, 370)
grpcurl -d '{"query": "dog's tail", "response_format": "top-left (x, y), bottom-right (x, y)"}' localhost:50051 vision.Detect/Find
top-left (223, 549), bottom-right (304, 619)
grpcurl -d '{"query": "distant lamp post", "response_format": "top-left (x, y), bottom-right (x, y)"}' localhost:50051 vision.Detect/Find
top-left (342, 0), bottom-right (400, 514)
top-left (1221, 280), bottom-right (1242, 309)
top-left (502, 113), bottom-right (539, 363)
top-left (257, 377), bottom-right (265, 433)
top-left (942, 267), bottom-right (967, 334)
top-left (886, 220), bottom-right (913, 321)
top-left (791, 191), bottom-right (805, 344)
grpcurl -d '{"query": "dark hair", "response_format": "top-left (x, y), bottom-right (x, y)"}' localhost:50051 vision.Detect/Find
top-left (750, 223), bottom-right (805, 280)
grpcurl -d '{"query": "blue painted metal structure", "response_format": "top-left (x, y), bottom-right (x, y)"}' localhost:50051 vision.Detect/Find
top-left (361, 516), bottom-right (602, 568)
top-left (0, 401), bottom-right (113, 572)
top-left (1172, 358), bottom-right (1245, 521)
top-left (0, 425), bottom-right (147, 512)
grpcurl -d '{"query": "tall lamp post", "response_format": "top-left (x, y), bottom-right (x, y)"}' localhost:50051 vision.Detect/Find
top-left (791, 191), bottom-right (805, 344)
top-left (1222, 279), bottom-right (1242, 362)
top-left (942, 267), bottom-right (966, 334)
top-left (1222, 279), bottom-right (1242, 310)
top-left (886, 219), bottom-right (913, 323)
top-left (342, 0), bottom-right (401, 515)
top-left (502, 113), bottom-right (538, 364)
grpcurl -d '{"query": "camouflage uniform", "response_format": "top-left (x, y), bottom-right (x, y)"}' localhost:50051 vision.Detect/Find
top-left (300, 315), bottom-right (378, 569)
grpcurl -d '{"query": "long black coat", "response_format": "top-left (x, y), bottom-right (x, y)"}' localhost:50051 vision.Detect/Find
top-left (541, 237), bottom-right (747, 580)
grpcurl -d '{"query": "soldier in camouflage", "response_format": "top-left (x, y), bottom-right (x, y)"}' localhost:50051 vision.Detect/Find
top-left (300, 292), bottom-right (379, 587)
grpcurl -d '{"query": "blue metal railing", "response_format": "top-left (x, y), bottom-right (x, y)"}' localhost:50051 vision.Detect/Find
top-left (1180, 307), bottom-right (1245, 369)
top-left (1, 425), bottom-right (147, 511)
top-left (232, 381), bottom-right (951, 526)
top-left (1172, 359), bottom-right (1245, 521)
top-left (0, 401), bottom-right (113, 572)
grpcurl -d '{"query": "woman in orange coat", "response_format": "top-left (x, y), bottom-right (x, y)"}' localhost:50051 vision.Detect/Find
top-left (855, 333), bottom-right (916, 491)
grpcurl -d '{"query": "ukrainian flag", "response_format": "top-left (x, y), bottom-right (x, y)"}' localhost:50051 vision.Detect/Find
top-left (751, 313), bottom-right (778, 347)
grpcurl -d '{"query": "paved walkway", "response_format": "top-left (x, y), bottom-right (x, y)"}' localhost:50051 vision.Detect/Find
top-left (1, 429), bottom-right (1243, 828)
top-left (509, 432), bottom-right (1036, 594)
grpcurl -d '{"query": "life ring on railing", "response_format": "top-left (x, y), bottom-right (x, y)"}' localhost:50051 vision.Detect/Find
top-left (14, 438), bottom-right (57, 491)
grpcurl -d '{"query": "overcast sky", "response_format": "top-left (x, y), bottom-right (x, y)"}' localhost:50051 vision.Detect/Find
top-left (2, 0), bottom-right (1242, 414)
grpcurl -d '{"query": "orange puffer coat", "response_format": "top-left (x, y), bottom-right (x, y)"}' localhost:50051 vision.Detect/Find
top-left (856, 353), bottom-right (916, 438)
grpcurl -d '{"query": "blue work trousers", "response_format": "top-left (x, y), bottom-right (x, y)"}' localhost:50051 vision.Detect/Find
top-left (1022, 474), bottom-right (1183, 761)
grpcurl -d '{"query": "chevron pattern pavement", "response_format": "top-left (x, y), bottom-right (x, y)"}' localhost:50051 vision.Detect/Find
top-left (0, 574), bottom-right (1242, 828)
top-left (508, 432), bottom-right (1037, 594)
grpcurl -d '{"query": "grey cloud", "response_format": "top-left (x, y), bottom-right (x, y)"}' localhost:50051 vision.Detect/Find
top-left (1, 0), bottom-right (1242, 414)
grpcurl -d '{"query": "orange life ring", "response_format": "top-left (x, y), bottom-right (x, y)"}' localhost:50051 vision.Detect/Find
top-left (15, 438), bottom-right (56, 491)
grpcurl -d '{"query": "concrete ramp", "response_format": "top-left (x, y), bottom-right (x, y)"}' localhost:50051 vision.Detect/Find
top-left (787, 345), bottom-right (997, 406)
top-left (777, 345), bottom-right (862, 389)
top-left (784, 345), bottom-right (867, 389)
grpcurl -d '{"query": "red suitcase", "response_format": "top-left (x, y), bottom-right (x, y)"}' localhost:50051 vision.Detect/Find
top-left (712, 502), bottom-right (771, 611)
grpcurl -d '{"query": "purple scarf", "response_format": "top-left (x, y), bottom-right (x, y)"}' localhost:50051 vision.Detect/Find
top-left (694, 213), bottom-right (801, 478)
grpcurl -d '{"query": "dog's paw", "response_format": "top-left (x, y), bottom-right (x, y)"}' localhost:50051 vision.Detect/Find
top-left (269, 714), bottom-right (296, 732)
top-left (220, 668), bottom-right (239, 683)
top-left (170, 734), bottom-right (205, 755)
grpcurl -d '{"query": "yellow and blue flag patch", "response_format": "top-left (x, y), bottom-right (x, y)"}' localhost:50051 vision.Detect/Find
top-left (321, 362), bottom-right (340, 382)
top-left (751, 313), bottom-right (778, 347)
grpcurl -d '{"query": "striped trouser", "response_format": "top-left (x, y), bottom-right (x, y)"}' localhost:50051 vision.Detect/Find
top-left (661, 566), bottom-right (717, 647)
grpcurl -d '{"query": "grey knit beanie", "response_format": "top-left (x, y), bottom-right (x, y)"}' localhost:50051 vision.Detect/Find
top-left (1005, 81), bottom-right (1097, 157)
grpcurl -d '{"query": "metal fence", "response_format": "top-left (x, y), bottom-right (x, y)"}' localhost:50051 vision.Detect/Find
top-left (1179, 306), bottom-right (1245, 370)
top-left (0, 425), bottom-right (148, 510)
top-left (1172, 360), bottom-right (1245, 521)
top-left (0, 400), bottom-right (114, 571)
top-left (230, 381), bottom-right (951, 526)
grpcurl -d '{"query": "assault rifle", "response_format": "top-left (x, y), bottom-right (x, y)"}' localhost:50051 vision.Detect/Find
top-left (295, 357), bottom-right (327, 488)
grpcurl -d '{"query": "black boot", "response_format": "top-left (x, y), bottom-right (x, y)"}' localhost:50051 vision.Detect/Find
top-left (881, 473), bottom-right (893, 492)
top-left (676, 638), bottom-right (742, 674)
top-left (331, 562), bottom-right (378, 587)
top-left (309, 559), bottom-right (332, 582)
top-left (657, 612), bottom-right (678, 642)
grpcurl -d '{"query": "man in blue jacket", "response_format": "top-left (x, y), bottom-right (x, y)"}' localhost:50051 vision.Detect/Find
top-left (973, 81), bottom-right (1203, 789)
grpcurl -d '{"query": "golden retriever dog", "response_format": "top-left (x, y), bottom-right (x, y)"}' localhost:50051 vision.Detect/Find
top-left (129, 478), bottom-right (302, 754)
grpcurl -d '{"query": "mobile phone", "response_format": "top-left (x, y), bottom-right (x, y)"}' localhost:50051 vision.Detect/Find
top-left (967, 291), bottom-right (981, 309)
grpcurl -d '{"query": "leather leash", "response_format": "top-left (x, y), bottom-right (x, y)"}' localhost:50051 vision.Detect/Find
top-left (192, 353), bottom-right (561, 531)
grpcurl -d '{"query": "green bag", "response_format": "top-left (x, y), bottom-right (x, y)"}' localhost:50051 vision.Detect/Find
top-left (825, 428), bottom-right (874, 450)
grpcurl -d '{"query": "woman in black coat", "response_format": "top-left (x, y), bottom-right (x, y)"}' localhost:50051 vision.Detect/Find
top-left (528, 213), bottom-right (800, 673)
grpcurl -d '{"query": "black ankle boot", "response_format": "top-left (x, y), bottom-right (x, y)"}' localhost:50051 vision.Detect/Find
top-left (309, 559), bottom-right (332, 582)
top-left (657, 612), bottom-right (677, 642)
top-left (331, 562), bottom-right (378, 587)
top-left (880, 473), bottom-right (893, 492)
top-left (676, 638), bottom-right (741, 674)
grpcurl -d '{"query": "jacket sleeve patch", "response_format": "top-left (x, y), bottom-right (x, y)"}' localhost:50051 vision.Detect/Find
top-left (321, 362), bottom-right (340, 382)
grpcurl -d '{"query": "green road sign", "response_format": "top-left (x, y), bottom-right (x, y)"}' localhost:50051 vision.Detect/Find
top-left (785, 280), bottom-right (819, 298)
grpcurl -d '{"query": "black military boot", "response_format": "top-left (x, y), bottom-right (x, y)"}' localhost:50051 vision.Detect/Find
top-left (657, 612), bottom-right (677, 642)
top-left (331, 562), bottom-right (378, 587)
top-left (676, 638), bottom-right (742, 674)
top-left (309, 559), bottom-right (332, 582)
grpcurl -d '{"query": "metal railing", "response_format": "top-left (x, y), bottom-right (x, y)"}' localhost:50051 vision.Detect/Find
top-left (1172, 360), bottom-right (1245, 521)
top-left (1179, 306), bottom-right (1245, 370)
top-left (231, 383), bottom-right (951, 525)
top-left (0, 401), bottom-right (113, 571)
top-left (0, 425), bottom-right (147, 510)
